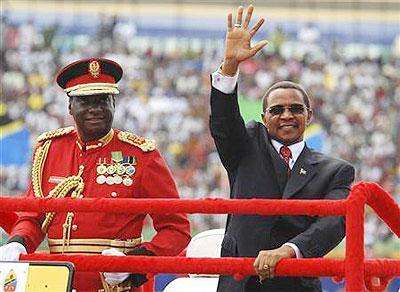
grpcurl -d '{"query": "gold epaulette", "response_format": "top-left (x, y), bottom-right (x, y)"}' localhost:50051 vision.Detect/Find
top-left (117, 131), bottom-right (155, 152)
top-left (37, 127), bottom-right (75, 143)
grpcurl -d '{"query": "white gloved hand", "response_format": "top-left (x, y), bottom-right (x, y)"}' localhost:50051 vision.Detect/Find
top-left (102, 248), bottom-right (130, 285)
top-left (0, 242), bottom-right (27, 261)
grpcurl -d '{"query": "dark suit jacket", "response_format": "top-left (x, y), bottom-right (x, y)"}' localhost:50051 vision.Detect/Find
top-left (209, 85), bottom-right (355, 292)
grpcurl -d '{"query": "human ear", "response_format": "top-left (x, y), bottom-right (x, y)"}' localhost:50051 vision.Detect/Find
top-left (261, 113), bottom-right (270, 129)
top-left (306, 109), bottom-right (313, 125)
top-left (68, 96), bottom-right (73, 115)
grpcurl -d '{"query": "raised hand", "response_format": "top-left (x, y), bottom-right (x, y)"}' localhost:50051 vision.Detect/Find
top-left (222, 5), bottom-right (268, 76)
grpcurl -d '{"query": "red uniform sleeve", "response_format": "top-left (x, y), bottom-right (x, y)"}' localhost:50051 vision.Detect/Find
top-left (0, 211), bottom-right (18, 234)
top-left (139, 149), bottom-right (191, 256)
top-left (10, 144), bottom-right (46, 253)
top-left (10, 186), bottom-right (46, 253)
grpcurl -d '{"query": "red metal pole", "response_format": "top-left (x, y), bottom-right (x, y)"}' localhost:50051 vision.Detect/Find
top-left (143, 277), bottom-right (155, 292)
top-left (345, 186), bottom-right (367, 291)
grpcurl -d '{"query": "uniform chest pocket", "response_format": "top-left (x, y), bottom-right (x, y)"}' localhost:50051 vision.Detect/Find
top-left (97, 183), bottom-right (137, 227)
top-left (102, 184), bottom-right (134, 199)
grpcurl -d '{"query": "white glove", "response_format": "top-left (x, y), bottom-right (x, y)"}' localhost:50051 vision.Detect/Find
top-left (102, 248), bottom-right (130, 285)
top-left (0, 242), bottom-right (27, 261)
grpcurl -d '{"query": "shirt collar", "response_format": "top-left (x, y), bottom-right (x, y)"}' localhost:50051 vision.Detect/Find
top-left (76, 128), bottom-right (114, 151)
top-left (271, 139), bottom-right (305, 164)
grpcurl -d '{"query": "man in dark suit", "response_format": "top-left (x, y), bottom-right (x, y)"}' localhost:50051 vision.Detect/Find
top-left (210, 5), bottom-right (355, 292)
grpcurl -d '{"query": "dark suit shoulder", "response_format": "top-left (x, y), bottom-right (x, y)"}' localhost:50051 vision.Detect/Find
top-left (307, 147), bottom-right (354, 170)
top-left (245, 120), bottom-right (259, 128)
top-left (245, 120), bottom-right (266, 136)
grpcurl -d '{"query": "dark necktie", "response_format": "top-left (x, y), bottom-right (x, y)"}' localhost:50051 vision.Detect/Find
top-left (280, 146), bottom-right (292, 175)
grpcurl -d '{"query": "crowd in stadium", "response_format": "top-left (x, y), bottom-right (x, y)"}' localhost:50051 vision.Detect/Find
top-left (1, 13), bottom-right (399, 257)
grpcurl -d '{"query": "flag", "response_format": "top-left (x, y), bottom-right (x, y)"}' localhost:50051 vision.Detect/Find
top-left (0, 106), bottom-right (30, 166)
top-left (305, 123), bottom-right (325, 152)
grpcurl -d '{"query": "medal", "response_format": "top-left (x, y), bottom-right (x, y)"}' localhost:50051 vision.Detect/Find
top-left (97, 164), bottom-right (107, 175)
top-left (106, 176), bottom-right (114, 185)
top-left (123, 177), bottom-right (133, 186)
top-left (126, 165), bottom-right (136, 176)
top-left (107, 165), bottom-right (116, 175)
top-left (116, 164), bottom-right (126, 175)
top-left (114, 175), bottom-right (123, 184)
top-left (96, 175), bottom-right (106, 184)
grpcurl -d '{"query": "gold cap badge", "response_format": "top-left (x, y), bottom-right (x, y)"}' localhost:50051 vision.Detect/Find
top-left (88, 60), bottom-right (100, 78)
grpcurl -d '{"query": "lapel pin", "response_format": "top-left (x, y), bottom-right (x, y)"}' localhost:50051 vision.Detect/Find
top-left (299, 168), bottom-right (307, 176)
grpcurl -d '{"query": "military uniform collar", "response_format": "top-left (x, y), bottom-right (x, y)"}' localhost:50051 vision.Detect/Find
top-left (76, 129), bottom-right (114, 151)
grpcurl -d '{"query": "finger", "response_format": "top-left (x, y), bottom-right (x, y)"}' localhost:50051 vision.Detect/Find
top-left (101, 249), bottom-right (114, 256)
top-left (259, 274), bottom-right (268, 283)
top-left (235, 6), bottom-right (244, 26)
top-left (242, 5), bottom-right (254, 29)
top-left (249, 18), bottom-right (265, 36)
top-left (250, 40), bottom-right (268, 56)
top-left (102, 248), bottom-right (124, 256)
top-left (262, 263), bottom-right (270, 280)
top-left (104, 272), bottom-right (129, 283)
top-left (259, 276), bottom-right (263, 284)
top-left (253, 256), bottom-right (260, 270)
top-left (257, 259), bottom-right (269, 277)
top-left (257, 267), bottom-right (268, 281)
top-left (258, 258), bottom-right (266, 272)
top-left (268, 263), bottom-right (275, 279)
top-left (104, 276), bottom-right (121, 285)
top-left (263, 263), bottom-right (270, 273)
top-left (227, 13), bottom-right (232, 30)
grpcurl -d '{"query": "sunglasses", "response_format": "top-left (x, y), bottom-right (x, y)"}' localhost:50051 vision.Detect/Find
top-left (266, 104), bottom-right (308, 116)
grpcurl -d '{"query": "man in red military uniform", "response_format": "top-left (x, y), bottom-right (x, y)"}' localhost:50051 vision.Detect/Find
top-left (0, 211), bottom-right (17, 234)
top-left (0, 58), bottom-right (191, 292)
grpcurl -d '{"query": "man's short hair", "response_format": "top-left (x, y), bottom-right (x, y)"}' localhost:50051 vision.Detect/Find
top-left (262, 81), bottom-right (311, 112)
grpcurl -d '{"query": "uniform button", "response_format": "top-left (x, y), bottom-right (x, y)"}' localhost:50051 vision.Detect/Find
top-left (111, 192), bottom-right (118, 198)
top-left (79, 154), bottom-right (82, 157)
top-left (98, 143), bottom-right (102, 146)
top-left (72, 225), bottom-right (78, 231)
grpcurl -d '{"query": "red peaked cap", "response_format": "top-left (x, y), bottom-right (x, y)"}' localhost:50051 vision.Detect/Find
top-left (56, 58), bottom-right (123, 96)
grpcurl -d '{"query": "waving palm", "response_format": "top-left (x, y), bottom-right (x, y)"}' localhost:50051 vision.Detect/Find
top-left (222, 5), bottom-right (268, 75)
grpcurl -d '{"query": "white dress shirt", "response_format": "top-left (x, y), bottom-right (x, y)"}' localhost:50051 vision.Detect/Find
top-left (271, 139), bottom-right (305, 170)
top-left (211, 69), bottom-right (238, 94)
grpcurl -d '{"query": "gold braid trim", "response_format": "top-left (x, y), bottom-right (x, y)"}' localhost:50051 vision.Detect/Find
top-left (33, 127), bottom-right (75, 198)
top-left (65, 83), bottom-right (119, 97)
top-left (32, 140), bottom-right (52, 198)
top-left (117, 131), bottom-right (155, 152)
top-left (37, 126), bottom-right (75, 143)
top-left (41, 166), bottom-right (85, 237)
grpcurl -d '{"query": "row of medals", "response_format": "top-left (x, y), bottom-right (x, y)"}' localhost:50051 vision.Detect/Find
top-left (96, 162), bottom-right (136, 186)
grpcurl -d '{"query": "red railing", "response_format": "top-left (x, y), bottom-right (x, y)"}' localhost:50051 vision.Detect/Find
top-left (1, 181), bottom-right (399, 291)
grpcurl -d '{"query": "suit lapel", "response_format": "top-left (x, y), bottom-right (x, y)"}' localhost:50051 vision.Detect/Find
top-left (283, 146), bottom-right (317, 199)
top-left (260, 127), bottom-right (288, 193)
